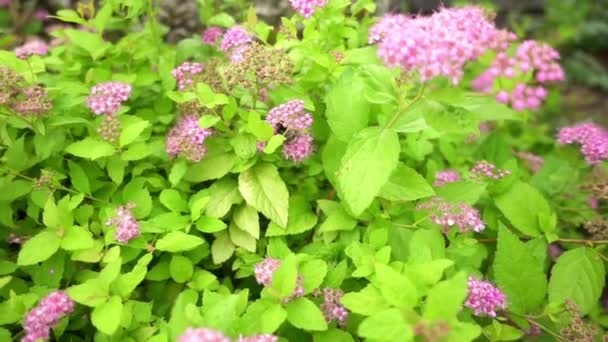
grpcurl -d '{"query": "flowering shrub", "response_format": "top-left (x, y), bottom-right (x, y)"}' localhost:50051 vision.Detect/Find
top-left (1, 1), bottom-right (608, 341)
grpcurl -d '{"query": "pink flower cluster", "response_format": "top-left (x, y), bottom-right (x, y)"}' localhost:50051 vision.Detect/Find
top-left (178, 328), bottom-right (277, 342)
top-left (254, 257), bottom-right (304, 301)
top-left (86, 82), bottom-right (132, 116)
top-left (221, 27), bottom-right (252, 63)
top-left (464, 277), bottom-right (507, 317)
top-left (313, 288), bottom-right (349, 327)
top-left (23, 291), bottom-right (75, 342)
top-left (417, 197), bottom-right (485, 233)
top-left (106, 204), bottom-right (140, 244)
top-left (14, 39), bottom-right (49, 59)
top-left (202, 27), bottom-right (223, 45)
top-left (515, 151), bottom-right (545, 173)
top-left (265, 100), bottom-right (314, 163)
top-left (470, 160), bottom-right (511, 180)
top-left (557, 123), bottom-right (608, 165)
top-left (289, 0), bottom-right (327, 18)
top-left (434, 170), bottom-right (461, 186)
top-left (370, 7), bottom-right (515, 84)
top-left (472, 40), bottom-right (563, 111)
top-left (172, 62), bottom-right (204, 91)
top-left (0, 0), bottom-right (11, 7)
top-left (166, 115), bottom-right (213, 162)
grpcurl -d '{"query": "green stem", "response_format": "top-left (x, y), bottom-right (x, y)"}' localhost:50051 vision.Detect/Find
top-left (508, 312), bottom-right (567, 342)
top-left (386, 84), bottom-right (425, 129)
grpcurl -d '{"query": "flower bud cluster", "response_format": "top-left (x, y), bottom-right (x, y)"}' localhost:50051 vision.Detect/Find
top-left (254, 257), bottom-right (304, 302)
top-left (470, 160), bottom-right (511, 180)
top-left (225, 42), bottom-right (293, 90)
top-left (0, 68), bottom-right (52, 116)
top-left (202, 27), bottom-right (224, 45)
top-left (172, 62), bottom-right (205, 91)
top-left (560, 300), bottom-right (598, 342)
top-left (86, 82), bottom-right (132, 116)
top-left (464, 277), bottom-right (506, 317)
top-left (264, 100), bottom-right (314, 163)
top-left (15, 39), bottom-right (49, 59)
top-left (166, 115), bottom-right (213, 162)
top-left (557, 123), bottom-right (608, 165)
top-left (515, 151), bottom-right (545, 173)
top-left (221, 27), bottom-right (253, 63)
top-left (22, 291), bottom-right (75, 342)
top-left (413, 321), bottom-right (451, 342)
top-left (313, 288), bottom-right (349, 327)
top-left (178, 328), bottom-right (278, 342)
top-left (433, 170), bottom-right (461, 187)
top-left (106, 203), bottom-right (140, 244)
top-left (417, 197), bottom-right (485, 233)
top-left (289, 0), bottom-right (327, 18)
top-left (584, 219), bottom-right (608, 241)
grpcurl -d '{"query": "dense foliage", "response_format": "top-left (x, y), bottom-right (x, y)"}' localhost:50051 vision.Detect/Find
top-left (1, 0), bottom-right (608, 341)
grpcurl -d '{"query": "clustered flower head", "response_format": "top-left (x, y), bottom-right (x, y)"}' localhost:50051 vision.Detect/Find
top-left (289, 0), bottom-right (327, 18)
top-left (202, 27), bottom-right (224, 45)
top-left (472, 40), bottom-right (563, 111)
top-left (560, 300), bottom-right (599, 341)
top-left (515, 151), bottom-right (545, 173)
top-left (464, 277), bottom-right (506, 317)
top-left (265, 100), bottom-right (314, 163)
top-left (254, 257), bottom-right (304, 301)
top-left (166, 115), bottom-right (213, 162)
top-left (417, 197), bottom-right (485, 233)
top-left (86, 82), bottom-right (132, 116)
top-left (470, 160), bottom-right (511, 180)
top-left (14, 39), bottom-right (49, 59)
top-left (413, 321), bottom-right (451, 341)
top-left (97, 115), bottom-right (121, 144)
top-left (106, 204), bottom-right (140, 244)
top-left (313, 288), bottom-right (349, 327)
top-left (584, 219), bottom-right (608, 241)
top-left (0, 67), bottom-right (52, 116)
top-left (434, 170), bottom-right (461, 186)
top-left (172, 62), bottom-right (205, 91)
top-left (370, 7), bottom-right (516, 84)
top-left (221, 27), bottom-right (252, 63)
top-left (178, 328), bottom-right (277, 342)
top-left (557, 123), bottom-right (608, 165)
top-left (225, 42), bottom-right (293, 90)
top-left (22, 291), bottom-right (75, 342)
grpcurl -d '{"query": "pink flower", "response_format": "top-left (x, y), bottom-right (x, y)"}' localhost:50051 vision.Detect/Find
top-left (515, 151), bottom-right (544, 173)
top-left (557, 123), bottom-right (608, 165)
top-left (289, 0), bottom-right (328, 18)
top-left (589, 196), bottom-right (599, 209)
top-left (106, 204), bottom-right (140, 244)
top-left (221, 27), bottom-right (252, 52)
top-left (23, 291), bottom-right (75, 342)
top-left (178, 328), bottom-right (230, 342)
top-left (14, 39), bottom-right (49, 59)
top-left (254, 257), bottom-right (304, 302)
top-left (34, 9), bottom-right (49, 21)
top-left (371, 7), bottom-right (515, 84)
top-left (417, 197), bottom-right (485, 233)
top-left (465, 277), bottom-right (506, 317)
top-left (166, 115), bottom-right (213, 162)
top-left (313, 288), bottom-right (349, 327)
top-left (202, 27), bottom-right (223, 45)
top-left (237, 335), bottom-right (279, 342)
top-left (0, 0), bottom-right (11, 7)
top-left (86, 82), bottom-right (132, 116)
top-left (282, 134), bottom-right (313, 163)
top-left (266, 100), bottom-right (313, 131)
top-left (434, 170), bottom-right (461, 186)
top-left (172, 62), bottom-right (204, 91)
top-left (471, 160), bottom-right (511, 180)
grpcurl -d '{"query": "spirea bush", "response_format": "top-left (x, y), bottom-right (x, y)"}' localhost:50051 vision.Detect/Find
top-left (1, 0), bottom-right (608, 341)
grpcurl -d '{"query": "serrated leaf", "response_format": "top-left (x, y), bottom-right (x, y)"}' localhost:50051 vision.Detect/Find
top-left (271, 254), bottom-right (298, 298)
top-left (424, 272), bottom-right (467, 320)
top-left (211, 232), bottom-right (235, 264)
top-left (325, 69), bottom-right (370, 141)
top-left (184, 153), bottom-right (237, 183)
top-left (159, 189), bottom-right (188, 213)
top-left (17, 230), bottom-right (61, 266)
top-left (495, 182), bottom-right (553, 236)
top-left (233, 205), bottom-right (259, 239)
top-left (0, 180), bottom-right (32, 201)
top-left (239, 163), bottom-right (289, 227)
top-left (337, 127), bottom-right (399, 216)
top-left (66, 138), bottom-right (115, 160)
top-left (380, 164), bottom-right (434, 202)
top-left (358, 308), bottom-right (413, 341)
top-left (68, 161), bottom-right (91, 194)
top-left (155, 232), bottom-right (204, 252)
top-left (341, 285), bottom-right (389, 316)
top-left (286, 297), bottom-right (328, 331)
top-left (119, 116), bottom-right (150, 147)
top-left (61, 226), bottom-right (95, 251)
top-left (374, 264), bottom-right (418, 309)
top-left (91, 296), bottom-right (123, 335)
top-left (549, 247), bottom-right (605, 314)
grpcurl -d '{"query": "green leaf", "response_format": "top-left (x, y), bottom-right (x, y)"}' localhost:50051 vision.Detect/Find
top-left (266, 196), bottom-right (318, 236)
top-left (337, 127), bottom-right (400, 216)
top-left (199, 115), bottom-right (220, 128)
top-left (325, 69), bottom-right (370, 141)
top-left (107, 156), bottom-right (127, 185)
top-left (548, 247), bottom-right (605, 314)
top-left (495, 182), bottom-right (553, 236)
top-left (61, 226), bottom-right (95, 251)
top-left (286, 297), bottom-right (328, 331)
top-left (229, 222), bottom-right (257, 252)
top-left (91, 296), bottom-right (123, 335)
top-left (121, 142), bottom-right (151, 160)
top-left (233, 205), bottom-right (260, 239)
top-left (380, 164), bottom-right (434, 202)
top-left (240, 299), bottom-right (286, 334)
top-left (196, 83), bottom-right (229, 108)
top-left (271, 254), bottom-right (298, 298)
top-left (205, 178), bottom-right (242, 218)
top-left (184, 153), bottom-right (237, 183)
top-left (374, 264), bottom-right (418, 309)
top-left (0, 180), bottom-right (32, 201)
top-left (435, 181), bottom-right (486, 205)
top-left (122, 179), bottom-right (152, 218)
top-left (169, 160), bottom-right (188, 186)
top-left (67, 279), bottom-right (108, 307)
top-left (68, 161), bottom-right (91, 194)
top-left (113, 254), bottom-right (152, 298)
top-left (195, 216), bottom-right (228, 233)
top-left (170, 255), bottom-right (194, 283)
top-left (263, 135), bottom-right (286, 154)
top-left (493, 227), bottom-right (547, 313)
top-left (211, 232), bottom-right (235, 264)
top-left (358, 308), bottom-right (413, 341)
top-left (155, 232), bottom-right (204, 252)
top-left (17, 230), bottom-right (61, 266)
top-left (66, 138), bottom-right (115, 160)
top-left (159, 189), bottom-right (188, 213)
top-left (317, 200), bottom-right (357, 232)
top-left (424, 272), bottom-right (467, 320)
top-left (341, 285), bottom-right (389, 316)
top-left (483, 321), bottom-right (525, 341)
top-left (300, 259), bottom-right (327, 293)
top-left (52, 9), bottom-right (86, 24)
top-left (64, 29), bottom-right (110, 59)
top-left (313, 329), bottom-right (355, 342)
top-left (239, 163), bottom-right (290, 228)
top-left (119, 116), bottom-right (150, 147)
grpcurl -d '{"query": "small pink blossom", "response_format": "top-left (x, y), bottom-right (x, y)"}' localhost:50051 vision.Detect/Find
top-left (471, 160), bottom-right (511, 180)
top-left (282, 134), bottom-right (313, 163)
top-left (221, 27), bottom-right (252, 52)
top-left (22, 291), bottom-right (75, 342)
top-left (166, 115), bottom-right (213, 162)
top-left (289, 0), bottom-right (328, 18)
top-left (557, 123), bottom-right (608, 165)
top-left (590, 196), bottom-right (599, 209)
top-left (178, 328), bottom-right (230, 342)
top-left (515, 151), bottom-right (544, 173)
top-left (34, 9), bottom-right (49, 21)
top-left (266, 100), bottom-right (313, 131)
top-left (202, 27), bottom-right (223, 45)
top-left (313, 288), bottom-right (349, 327)
top-left (86, 82), bottom-right (132, 116)
top-left (254, 257), bottom-right (304, 302)
top-left (172, 62), bottom-right (204, 91)
top-left (15, 39), bottom-right (49, 59)
top-left (417, 197), bottom-right (485, 233)
top-left (237, 335), bottom-right (279, 342)
top-left (465, 277), bottom-right (506, 317)
top-left (106, 204), bottom-right (140, 244)
top-left (434, 170), bottom-right (461, 186)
